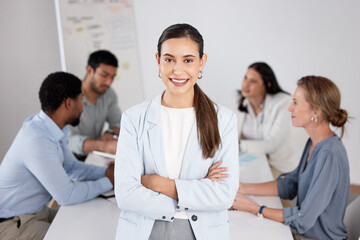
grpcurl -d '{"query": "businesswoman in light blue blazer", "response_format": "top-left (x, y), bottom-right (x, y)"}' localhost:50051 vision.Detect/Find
top-left (114, 23), bottom-right (239, 240)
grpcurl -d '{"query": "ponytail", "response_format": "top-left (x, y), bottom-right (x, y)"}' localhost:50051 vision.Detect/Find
top-left (194, 84), bottom-right (221, 158)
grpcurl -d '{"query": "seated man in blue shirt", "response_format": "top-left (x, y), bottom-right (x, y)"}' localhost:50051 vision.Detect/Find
top-left (0, 72), bottom-right (114, 240)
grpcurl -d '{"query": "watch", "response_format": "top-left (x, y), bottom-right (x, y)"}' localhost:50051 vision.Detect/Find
top-left (257, 205), bottom-right (266, 218)
top-left (105, 129), bottom-right (116, 135)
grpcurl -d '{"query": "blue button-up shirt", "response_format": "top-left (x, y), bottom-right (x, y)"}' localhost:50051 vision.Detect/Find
top-left (0, 111), bottom-right (113, 218)
top-left (278, 135), bottom-right (349, 240)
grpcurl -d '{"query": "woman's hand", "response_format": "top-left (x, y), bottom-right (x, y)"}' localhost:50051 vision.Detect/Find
top-left (237, 182), bottom-right (248, 195)
top-left (141, 174), bottom-right (178, 200)
top-left (141, 174), bottom-right (162, 192)
top-left (206, 161), bottom-right (228, 181)
top-left (232, 195), bottom-right (259, 214)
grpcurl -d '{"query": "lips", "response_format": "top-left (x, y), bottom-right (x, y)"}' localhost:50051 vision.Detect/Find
top-left (170, 78), bottom-right (189, 86)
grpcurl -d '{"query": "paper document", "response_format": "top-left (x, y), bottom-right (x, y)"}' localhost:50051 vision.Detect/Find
top-left (92, 151), bottom-right (116, 159)
top-left (85, 154), bottom-right (113, 167)
top-left (100, 190), bottom-right (115, 198)
top-left (239, 153), bottom-right (259, 163)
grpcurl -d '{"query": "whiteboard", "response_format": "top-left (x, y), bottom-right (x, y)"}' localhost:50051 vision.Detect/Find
top-left (55, 0), bottom-right (143, 111)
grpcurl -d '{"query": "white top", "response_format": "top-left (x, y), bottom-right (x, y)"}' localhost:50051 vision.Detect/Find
top-left (161, 105), bottom-right (195, 219)
top-left (240, 98), bottom-right (264, 151)
top-left (234, 92), bottom-right (308, 173)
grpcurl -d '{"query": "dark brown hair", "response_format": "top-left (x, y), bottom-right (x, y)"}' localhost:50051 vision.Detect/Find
top-left (238, 62), bottom-right (288, 113)
top-left (297, 76), bottom-right (348, 138)
top-left (157, 23), bottom-right (221, 158)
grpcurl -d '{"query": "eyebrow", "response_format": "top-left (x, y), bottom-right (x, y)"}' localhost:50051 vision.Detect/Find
top-left (99, 69), bottom-right (116, 76)
top-left (162, 53), bottom-right (196, 58)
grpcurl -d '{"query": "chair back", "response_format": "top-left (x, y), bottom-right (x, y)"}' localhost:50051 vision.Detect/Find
top-left (344, 196), bottom-right (360, 240)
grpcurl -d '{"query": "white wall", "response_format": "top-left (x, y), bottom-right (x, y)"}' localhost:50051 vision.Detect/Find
top-left (1, 0), bottom-right (359, 184)
top-left (132, 0), bottom-right (360, 183)
top-left (0, 1), bottom-right (61, 160)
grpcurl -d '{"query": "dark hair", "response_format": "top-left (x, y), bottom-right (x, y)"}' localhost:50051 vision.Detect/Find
top-left (237, 62), bottom-right (288, 112)
top-left (157, 23), bottom-right (220, 159)
top-left (87, 50), bottom-right (118, 71)
top-left (297, 76), bottom-right (348, 138)
top-left (39, 72), bottom-right (82, 114)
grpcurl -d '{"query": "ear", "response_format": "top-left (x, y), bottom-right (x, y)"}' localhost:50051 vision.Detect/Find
top-left (199, 53), bottom-right (207, 71)
top-left (155, 53), bottom-right (160, 66)
top-left (268, 82), bottom-right (272, 88)
top-left (313, 108), bottom-right (322, 117)
top-left (86, 65), bottom-right (94, 76)
top-left (64, 97), bottom-right (72, 110)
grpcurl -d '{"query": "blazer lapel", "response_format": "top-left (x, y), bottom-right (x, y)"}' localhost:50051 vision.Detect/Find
top-left (147, 95), bottom-right (168, 177)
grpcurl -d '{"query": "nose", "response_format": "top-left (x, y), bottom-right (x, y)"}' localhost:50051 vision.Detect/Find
top-left (105, 77), bottom-right (114, 86)
top-left (242, 79), bottom-right (249, 88)
top-left (173, 62), bottom-right (184, 75)
top-left (288, 103), bottom-right (293, 112)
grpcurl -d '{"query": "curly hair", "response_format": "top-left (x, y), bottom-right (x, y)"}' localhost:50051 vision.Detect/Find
top-left (39, 72), bottom-right (82, 114)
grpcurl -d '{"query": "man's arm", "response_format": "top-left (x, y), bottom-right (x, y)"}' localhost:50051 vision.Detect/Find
top-left (99, 127), bottom-right (120, 141)
top-left (111, 126), bottom-right (120, 135)
top-left (82, 138), bottom-right (117, 154)
top-left (24, 137), bottom-right (113, 205)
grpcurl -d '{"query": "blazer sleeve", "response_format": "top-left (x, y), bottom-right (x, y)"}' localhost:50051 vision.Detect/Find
top-left (115, 112), bottom-right (177, 221)
top-left (241, 96), bottom-right (291, 154)
top-left (175, 112), bottom-right (239, 211)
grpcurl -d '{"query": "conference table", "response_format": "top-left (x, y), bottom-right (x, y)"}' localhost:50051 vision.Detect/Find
top-left (44, 154), bottom-right (292, 240)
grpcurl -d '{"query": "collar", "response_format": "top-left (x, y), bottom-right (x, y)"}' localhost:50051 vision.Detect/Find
top-left (146, 93), bottom-right (163, 126)
top-left (38, 110), bottom-right (67, 141)
top-left (243, 97), bottom-right (265, 117)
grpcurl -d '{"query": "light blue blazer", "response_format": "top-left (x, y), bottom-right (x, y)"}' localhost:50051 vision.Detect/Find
top-left (115, 94), bottom-right (239, 240)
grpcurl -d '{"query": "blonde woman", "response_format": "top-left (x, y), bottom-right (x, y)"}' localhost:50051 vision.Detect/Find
top-left (233, 76), bottom-right (349, 240)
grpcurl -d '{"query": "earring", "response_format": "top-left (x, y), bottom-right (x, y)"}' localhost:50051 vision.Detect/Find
top-left (198, 71), bottom-right (203, 79)
top-left (158, 72), bottom-right (161, 78)
top-left (311, 117), bottom-right (318, 122)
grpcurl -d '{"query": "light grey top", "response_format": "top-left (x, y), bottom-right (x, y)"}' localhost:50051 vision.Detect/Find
top-left (278, 135), bottom-right (349, 240)
top-left (67, 87), bottom-right (121, 155)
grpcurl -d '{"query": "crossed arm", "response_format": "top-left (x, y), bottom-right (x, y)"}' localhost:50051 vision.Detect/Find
top-left (141, 161), bottom-right (228, 200)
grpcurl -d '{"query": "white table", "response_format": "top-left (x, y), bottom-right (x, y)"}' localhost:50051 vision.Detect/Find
top-left (229, 154), bottom-right (292, 239)
top-left (45, 154), bottom-right (292, 240)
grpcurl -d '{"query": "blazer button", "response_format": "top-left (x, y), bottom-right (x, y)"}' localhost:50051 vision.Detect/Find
top-left (162, 216), bottom-right (166, 219)
top-left (185, 208), bottom-right (189, 210)
top-left (176, 206), bottom-right (180, 209)
top-left (171, 217), bottom-right (174, 220)
top-left (191, 215), bottom-right (198, 221)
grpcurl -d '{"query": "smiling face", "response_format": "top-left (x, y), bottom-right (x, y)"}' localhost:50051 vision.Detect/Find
top-left (241, 68), bottom-right (266, 100)
top-left (156, 37), bottom-right (206, 106)
top-left (288, 86), bottom-right (315, 128)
